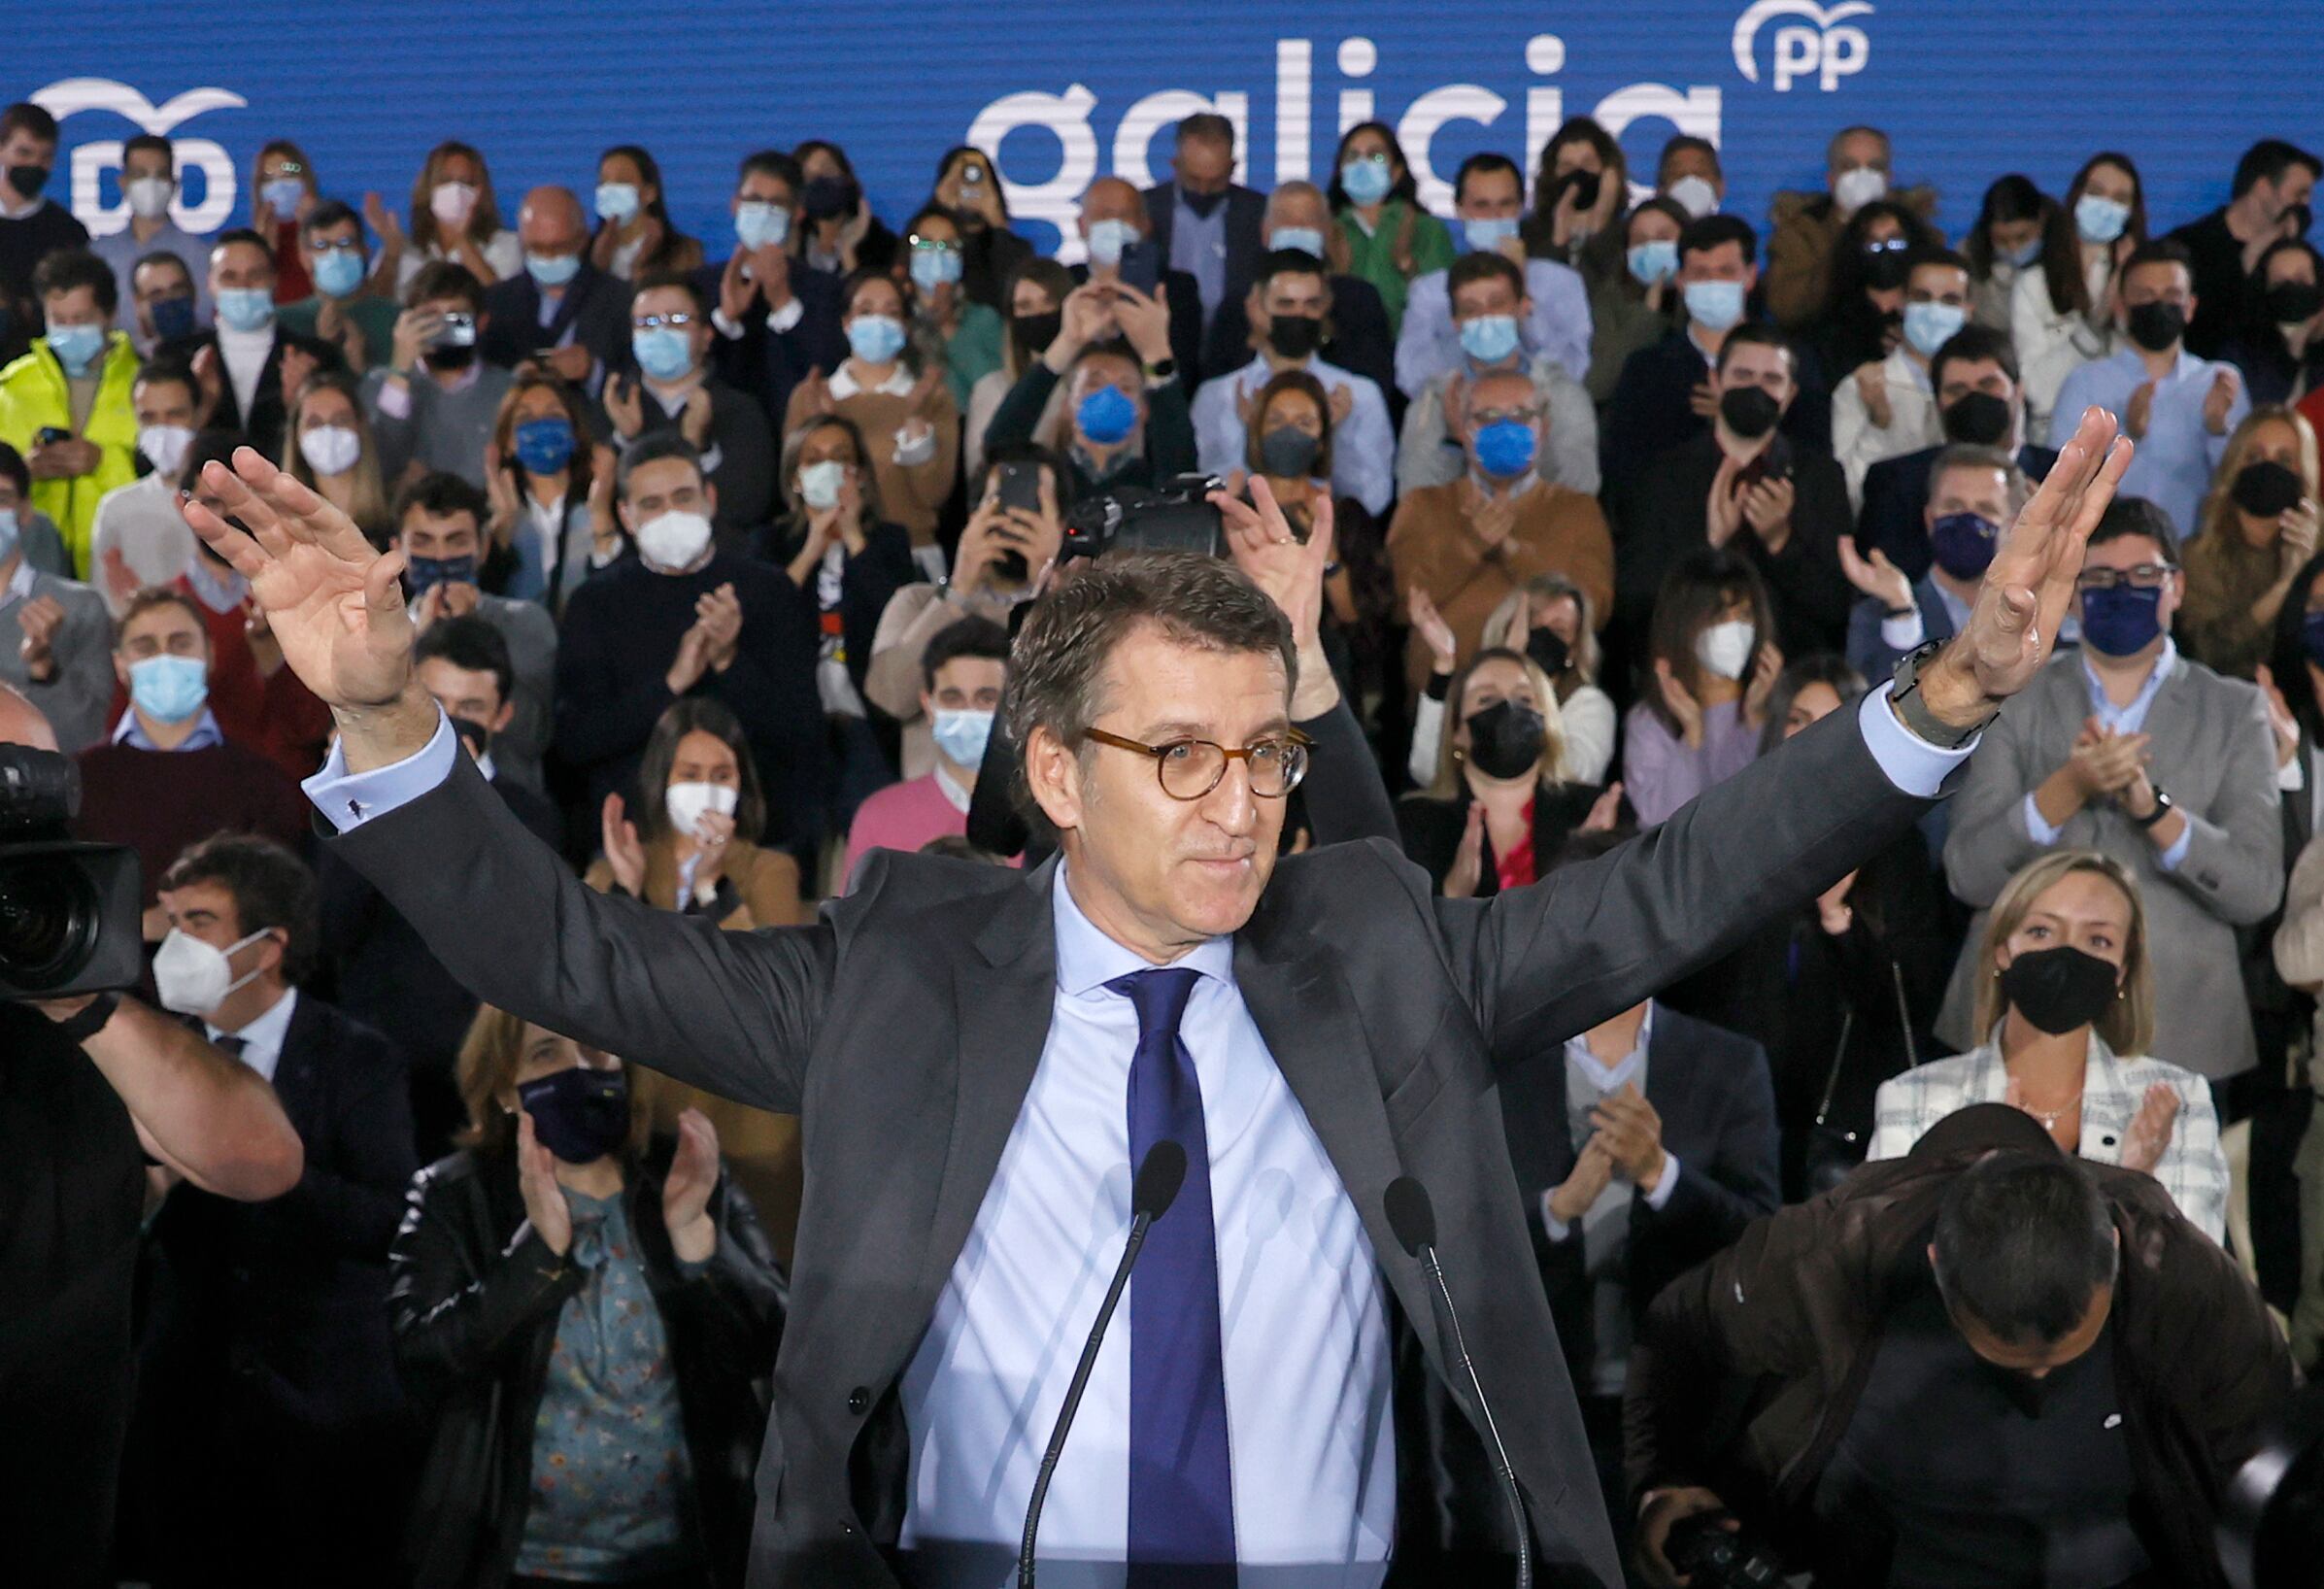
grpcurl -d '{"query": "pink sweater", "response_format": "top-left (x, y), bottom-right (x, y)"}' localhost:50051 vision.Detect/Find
top-left (843, 773), bottom-right (982, 890)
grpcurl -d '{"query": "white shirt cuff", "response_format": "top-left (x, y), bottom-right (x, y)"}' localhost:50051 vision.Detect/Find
top-left (893, 423), bottom-right (938, 466)
top-left (1857, 680), bottom-right (1977, 798)
top-left (2022, 790), bottom-right (2063, 846)
top-left (1641, 1153), bottom-right (1681, 1212)
top-left (765, 296), bottom-right (805, 335)
top-left (372, 376), bottom-right (413, 421)
top-left (2278, 756), bottom-right (2306, 793)
top-left (2156, 821), bottom-right (2195, 872)
top-left (712, 306), bottom-right (744, 341)
top-left (301, 708), bottom-right (458, 832)
top-left (1879, 609), bottom-right (1926, 652)
top-left (1542, 1192), bottom-right (1570, 1244)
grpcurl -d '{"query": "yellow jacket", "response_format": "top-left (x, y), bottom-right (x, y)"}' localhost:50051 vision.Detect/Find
top-left (0, 330), bottom-right (142, 576)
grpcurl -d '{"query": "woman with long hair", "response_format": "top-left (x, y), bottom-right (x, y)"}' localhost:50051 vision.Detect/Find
top-left (896, 202), bottom-right (1003, 410)
top-left (928, 144), bottom-right (1031, 312)
top-left (1407, 571), bottom-right (1617, 786)
top-left (1622, 548), bottom-right (1782, 826)
top-left (284, 369), bottom-right (391, 545)
top-left (589, 144), bottom-right (703, 282)
top-left (2013, 152), bottom-right (2148, 433)
top-left (1324, 120), bottom-right (1454, 336)
top-left (484, 371), bottom-right (622, 611)
top-left (1962, 173), bottom-right (2072, 332)
top-left (250, 138), bottom-right (319, 301)
top-left (2180, 404), bottom-right (2323, 678)
top-left (1521, 116), bottom-right (1628, 285)
top-left (792, 140), bottom-right (898, 279)
top-left (1812, 197), bottom-right (1947, 379)
top-left (963, 256), bottom-right (1071, 481)
top-left (392, 140), bottom-right (522, 292)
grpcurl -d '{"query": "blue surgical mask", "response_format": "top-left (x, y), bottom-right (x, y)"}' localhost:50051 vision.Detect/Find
top-left (2074, 194), bottom-right (2131, 245)
top-left (512, 417), bottom-right (577, 475)
top-left (128, 653), bottom-right (209, 724)
top-left (1340, 155), bottom-right (1393, 206)
top-left (0, 506), bottom-right (17, 563)
top-left (1270, 226), bottom-right (1326, 259)
top-left (931, 707), bottom-right (994, 769)
top-left (1903, 300), bottom-right (1968, 359)
top-left (594, 182), bottom-right (641, 223)
top-left (735, 200), bottom-right (790, 251)
top-left (215, 288), bottom-right (274, 333)
top-left (1076, 384), bottom-right (1137, 446)
top-left (1458, 314), bottom-right (1522, 365)
top-left (1473, 420), bottom-right (1537, 480)
top-left (312, 248), bottom-right (365, 298)
top-left (1463, 217), bottom-right (1520, 253)
top-left (1683, 279), bottom-right (1747, 332)
top-left (405, 553), bottom-right (478, 598)
top-left (846, 314), bottom-right (908, 365)
top-left (46, 323), bottom-right (104, 375)
top-left (1626, 240), bottom-right (1678, 287)
top-left (259, 177), bottom-right (306, 215)
top-left (632, 326), bottom-right (693, 382)
top-left (525, 252), bottom-right (582, 288)
top-left (150, 295), bottom-right (197, 343)
top-left (2000, 237), bottom-right (2042, 270)
top-left (909, 247), bottom-right (963, 291)
top-left (1086, 218), bottom-right (1137, 267)
top-left (2077, 583), bottom-right (2165, 658)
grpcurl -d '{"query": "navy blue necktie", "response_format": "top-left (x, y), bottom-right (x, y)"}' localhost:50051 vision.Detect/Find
top-left (1109, 966), bottom-right (1236, 1583)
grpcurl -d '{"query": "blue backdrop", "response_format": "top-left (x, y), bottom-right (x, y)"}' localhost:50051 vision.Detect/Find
top-left (17, 1), bottom-right (2324, 263)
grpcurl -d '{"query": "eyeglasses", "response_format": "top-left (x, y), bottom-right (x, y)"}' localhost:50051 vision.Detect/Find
top-left (1082, 726), bottom-right (1313, 799)
top-left (907, 235), bottom-right (961, 254)
top-left (2077, 563), bottom-right (2177, 592)
top-left (1863, 237), bottom-right (1909, 255)
top-left (1470, 406), bottom-right (1542, 426)
top-left (309, 237), bottom-right (362, 254)
top-left (632, 311), bottom-right (697, 332)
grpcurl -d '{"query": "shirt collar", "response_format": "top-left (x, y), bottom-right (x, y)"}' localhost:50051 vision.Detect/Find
top-left (114, 706), bottom-right (224, 751)
top-left (0, 554), bottom-right (34, 608)
top-left (184, 556), bottom-right (248, 614)
top-left (829, 362), bottom-right (914, 400)
top-left (932, 761), bottom-right (971, 812)
top-left (1051, 859), bottom-right (1236, 998)
top-left (1565, 1002), bottom-right (1654, 1092)
top-left (0, 192), bottom-right (45, 222)
top-left (208, 985), bottom-right (298, 1076)
top-left (2079, 637), bottom-right (2177, 716)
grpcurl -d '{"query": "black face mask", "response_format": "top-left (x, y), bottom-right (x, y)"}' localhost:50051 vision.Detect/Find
top-left (452, 716), bottom-right (493, 761)
top-left (1464, 700), bottom-right (1546, 780)
top-left (801, 175), bottom-right (858, 221)
top-left (1266, 314), bottom-right (1323, 360)
top-left (1863, 246), bottom-right (1910, 291)
top-left (1559, 168), bottom-right (1602, 212)
top-left (1942, 389), bottom-right (2014, 447)
top-left (2267, 280), bottom-right (2324, 324)
top-left (1997, 945), bottom-right (2119, 1035)
top-left (516, 1065), bottom-right (632, 1164)
top-left (1012, 310), bottom-right (1061, 362)
top-left (2124, 299), bottom-right (2185, 353)
top-left (1719, 385), bottom-right (1782, 439)
top-left (1525, 628), bottom-right (1570, 678)
top-left (4, 164), bottom-right (48, 200)
top-left (1179, 185), bottom-right (1228, 220)
top-left (2232, 457), bottom-right (2307, 518)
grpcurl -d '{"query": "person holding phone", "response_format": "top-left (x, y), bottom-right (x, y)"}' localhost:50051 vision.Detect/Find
top-left (362, 260), bottom-right (512, 490)
top-left (1068, 175), bottom-right (1205, 383)
top-left (930, 145), bottom-right (1031, 313)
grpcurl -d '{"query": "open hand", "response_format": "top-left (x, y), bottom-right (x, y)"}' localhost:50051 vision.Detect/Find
top-left (1546, 1133), bottom-right (1617, 1225)
top-left (1590, 1083), bottom-right (1667, 1191)
top-left (1444, 801), bottom-right (1487, 898)
top-left (662, 1107), bottom-right (721, 1263)
top-left (1654, 658), bottom-right (1704, 747)
top-left (2204, 366), bottom-right (2240, 436)
top-left (1741, 642), bottom-right (1784, 729)
top-left (2119, 1082), bottom-right (2182, 1175)
top-left (1407, 586), bottom-right (1458, 674)
top-left (1215, 475), bottom-right (1334, 667)
top-left (1839, 536), bottom-right (1913, 611)
top-left (600, 793), bottom-right (647, 896)
top-left (1705, 453), bottom-right (1745, 549)
top-left (516, 1110), bottom-right (574, 1256)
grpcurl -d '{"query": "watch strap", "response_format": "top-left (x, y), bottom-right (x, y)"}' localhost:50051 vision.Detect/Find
top-left (2131, 786), bottom-right (2173, 828)
top-left (1890, 640), bottom-right (1994, 751)
top-left (51, 990), bottom-right (120, 1044)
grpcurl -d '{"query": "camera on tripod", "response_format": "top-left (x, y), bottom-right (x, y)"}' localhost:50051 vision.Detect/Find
top-left (1061, 473), bottom-right (1227, 561)
top-left (0, 746), bottom-right (144, 999)
top-left (1665, 1509), bottom-right (1789, 1588)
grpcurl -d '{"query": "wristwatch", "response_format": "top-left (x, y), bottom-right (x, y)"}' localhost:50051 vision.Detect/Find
top-left (2130, 785), bottom-right (2174, 828)
top-left (1889, 640), bottom-right (1996, 751)
top-left (1141, 356), bottom-right (1177, 386)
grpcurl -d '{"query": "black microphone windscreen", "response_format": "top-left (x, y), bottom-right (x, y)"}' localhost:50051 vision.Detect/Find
top-left (1132, 1140), bottom-right (1188, 1221)
top-left (1384, 1176), bottom-right (1436, 1255)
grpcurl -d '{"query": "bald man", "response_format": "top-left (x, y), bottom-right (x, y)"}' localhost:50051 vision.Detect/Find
top-left (479, 184), bottom-right (632, 379)
top-left (1200, 179), bottom-right (1398, 396)
top-left (1070, 175), bottom-right (1207, 383)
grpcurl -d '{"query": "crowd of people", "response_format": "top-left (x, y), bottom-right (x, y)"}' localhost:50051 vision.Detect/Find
top-left (3, 90), bottom-right (2320, 1587)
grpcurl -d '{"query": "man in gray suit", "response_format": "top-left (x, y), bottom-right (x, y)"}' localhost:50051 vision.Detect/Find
top-left (1940, 496), bottom-right (2282, 1088)
top-left (185, 420), bottom-right (2132, 1587)
top-left (0, 524), bottom-right (112, 753)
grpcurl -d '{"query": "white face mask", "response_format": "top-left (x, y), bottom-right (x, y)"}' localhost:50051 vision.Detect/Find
top-left (1694, 618), bottom-right (1756, 682)
top-left (430, 181), bottom-right (479, 226)
top-left (152, 927), bottom-right (270, 1017)
top-left (1667, 175), bottom-right (1719, 220)
top-left (635, 509), bottom-right (714, 571)
top-left (1833, 165), bottom-right (1888, 213)
top-left (125, 176), bottom-right (175, 220)
top-left (139, 423), bottom-right (194, 476)
top-left (797, 459), bottom-right (847, 512)
top-left (297, 423), bottom-right (362, 478)
top-left (664, 779), bottom-right (739, 840)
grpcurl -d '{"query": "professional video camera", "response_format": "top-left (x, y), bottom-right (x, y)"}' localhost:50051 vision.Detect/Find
top-left (1665, 1510), bottom-right (1789, 1589)
top-left (1061, 473), bottom-right (1227, 561)
top-left (0, 746), bottom-right (143, 999)
top-left (2222, 1383), bottom-right (2324, 1589)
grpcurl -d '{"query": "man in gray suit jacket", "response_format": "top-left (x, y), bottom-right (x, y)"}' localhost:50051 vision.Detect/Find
top-left (0, 536), bottom-right (113, 753)
top-left (185, 423), bottom-right (2133, 1587)
top-left (1940, 497), bottom-right (2283, 1082)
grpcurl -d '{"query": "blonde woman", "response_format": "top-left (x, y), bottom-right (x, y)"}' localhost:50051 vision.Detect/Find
top-left (283, 369), bottom-right (391, 545)
top-left (1406, 571), bottom-right (1616, 786)
top-left (1869, 849), bottom-right (2226, 1241)
top-left (2178, 403), bottom-right (2322, 679)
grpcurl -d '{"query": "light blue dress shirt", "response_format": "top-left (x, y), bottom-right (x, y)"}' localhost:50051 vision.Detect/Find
top-left (1191, 354), bottom-right (1395, 516)
top-left (2020, 640), bottom-right (2193, 871)
top-left (1395, 257), bottom-right (1593, 398)
top-left (112, 704), bottom-right (223, 752)
top-left (1170, 191), bottom-right (1230, 325)
top-left (2048, 348), bottom-right (2245, 537)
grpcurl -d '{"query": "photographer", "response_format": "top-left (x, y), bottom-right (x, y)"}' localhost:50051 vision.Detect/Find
top-left (1627, 1102), bottom-right (2290, 1589)
top-left (361, 261), bottom-right (513, 490)
top-left (0, 682), bottom-right (302, 1584)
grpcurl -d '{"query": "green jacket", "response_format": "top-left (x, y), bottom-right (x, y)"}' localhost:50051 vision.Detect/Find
top-left (1333, 199), bottom-right (1455, 336)
top-left (0, 330), bottom-right (142, 576)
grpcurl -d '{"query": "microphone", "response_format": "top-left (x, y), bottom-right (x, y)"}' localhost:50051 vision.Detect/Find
top-left (1385, 1175), bottom-right (1532, 1589)
top-left (1017, 1139), bottom-right (1188, 1588)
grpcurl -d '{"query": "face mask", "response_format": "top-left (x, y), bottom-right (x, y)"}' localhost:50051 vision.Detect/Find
top-left (405, 552), bottom-right (477, 598)
top-left (1862, 246), bottom-right (1911, 292)
top-left (931, 708), bottom-right (995, 769)
top-left (909, 247), bottom-right (963, 291)
top-left (1473, 420), bottom-right (1537, 480)
top-left (298, 423), bottom-right (362, 478)
top-left (1626, 239), bottom-right (1678, 287)
top-left (1942, 389), bottom-right (2014, 447)
top-left (1179, 186), bottom-right (1227, 220)
top-left (636, 509), bottom-right (714, 571)
top-left (1998, 944), bottom-right (2119, 1036)
top-left (215, 288), bottom-right (274, 333)
top-left (1695, 618), bottom-right (1755, 681)
top-left (1258, 423), bottom-right (1321, 479)
top-left (1929, 511), bottom-right (2001, 580)
top-left (1833, 165), bottom-right (1888, 212)
top-left (1266, 314), bottom-right (1323, 360)
top-left (1085, 218), bottom-right (1138, 268)
top-left (2267, 281), bottom-right (2324, 325)
top-left (150, 294), bottom-right (197, 342)
top-left (311, 248), bottom-right (365, 298)
top-left (2232, 458), bottom-right (2307, 518)
top-left (2124, 300), bottom-right (2184, 353)
top-left (2302, 608), bottom-right (2324, 670)
top-left (801, 175), bottom-right (857, 221)
top-left (452, 715), bottom-right (492, 761)
top-left (152, 927), bottom-right (270, 1017)
top-left (845, 313), bottom-right (907, 365)
top-left (259, 176), bottom-right (306, 215)
top-left (594, 182), bottom-right (640, 223)
top-left (1667, 175), bottom-right (1719, 220)
top-left (1465, 699), bottom-right (1546, 780)
top-left (735, 200), bottom-right (791, 251)
top-left (1463, 217), bottom-right (1520, 253)
top-left (1458, 313), bottom-right (1522, 364)
top-left (125, 176), bottom-right (174, 220)
top-left (1683, 278), bottom-right (1746, 332)
top-left (663, 779), bottom-right (739, 840)
top-left (1526, 627), bottom-right (1570, 678)
top-left (1270, 226), bottom-right (1326, 259)
top-left (1557, 169), bottom-right (1603, 212)
top-left (139, 423), bottom-right (193, 476)
top-left (2077, 583), bottom-right (2165, 658)
top-left (430, 181), bottom-right (478, 227)
top-left (525, 251), bottom-right (582, 288)
top-left (632, 326), bottom-right (694, 382)
top-left (2074, 193), bottom-right (2131, 245)
top-left (512, 417), bottom-right (576, 475)
top-left (128, 652), bottom-right (209, 723)
top-left (1076, 384), bottom-right (1137, 446)
top-left (517, 1065), bottom-right (632, 1165)
top-left (797, 458), bottom-right (848, 511)
top-left (1340, 155), bottom-right (1394, 206)
top-left (1999, 237), bottom-right (2042, 270)
top-left (0, 507), bottom-right (16, 563)
top-left (1903, 300), bottom-right (1968, 359)
top-left (1719, 385), bottom-right (1781, 440)
top-left (46, 323), bottom-right (104, 375)
top-left (1012, 310), bottom-right (1061, 362)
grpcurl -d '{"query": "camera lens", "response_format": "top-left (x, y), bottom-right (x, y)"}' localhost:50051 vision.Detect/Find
top-left (0, 851), bottom-right (100, 991)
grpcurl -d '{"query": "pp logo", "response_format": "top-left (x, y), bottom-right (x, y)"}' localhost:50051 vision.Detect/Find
top-left (30, 78), bottom-right (248, 237)
top-left (1732, 0), bottom-right (1873, 92)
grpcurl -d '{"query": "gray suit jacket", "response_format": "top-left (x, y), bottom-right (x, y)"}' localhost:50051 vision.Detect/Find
top-left (471, 592), bottom-right (556, 795)
top-left (0, 567), bottom-right (114, 753)
top-left (1939, 647), bottom-right (2282, 1077)
top-left (327, 703), bottom-right (1932, 1587)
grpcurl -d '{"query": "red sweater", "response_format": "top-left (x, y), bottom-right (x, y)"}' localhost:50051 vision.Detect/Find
top-left (103, 579), bottom-right (334, 782)
top-left (76, 740), bottom-right (311, 903)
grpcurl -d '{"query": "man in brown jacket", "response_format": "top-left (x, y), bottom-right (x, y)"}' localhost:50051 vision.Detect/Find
top-left (1765, 125), bottom-right (1938, 330)
top-left (1625, 1103), bottom-right (2292, 1589)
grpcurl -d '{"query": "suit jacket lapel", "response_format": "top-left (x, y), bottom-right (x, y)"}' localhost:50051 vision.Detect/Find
top-left (268, 994), bottom-right (322, 1140)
